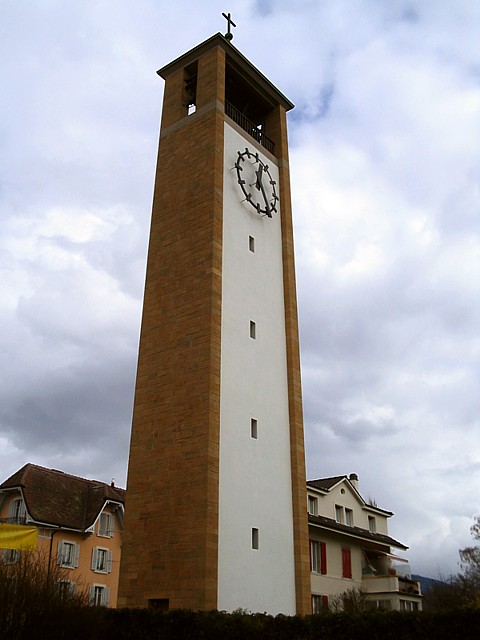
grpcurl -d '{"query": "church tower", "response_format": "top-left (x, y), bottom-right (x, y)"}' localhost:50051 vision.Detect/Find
top-left (118, 24), bottom-right (311, 615)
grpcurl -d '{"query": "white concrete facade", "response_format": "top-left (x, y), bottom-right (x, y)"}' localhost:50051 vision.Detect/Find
top-left (217, 123), bottom-right (296, 614)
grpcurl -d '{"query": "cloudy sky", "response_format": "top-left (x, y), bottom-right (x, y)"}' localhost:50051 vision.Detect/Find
top-left (1, 1), bottom-right (479, 578)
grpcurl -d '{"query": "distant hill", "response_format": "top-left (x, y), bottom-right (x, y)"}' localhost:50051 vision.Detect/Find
top-left (412, 574), bottom-right (446, 593)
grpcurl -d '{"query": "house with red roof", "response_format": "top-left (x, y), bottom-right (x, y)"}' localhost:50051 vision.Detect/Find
top-left (0, 463), bottom-right (125, 607)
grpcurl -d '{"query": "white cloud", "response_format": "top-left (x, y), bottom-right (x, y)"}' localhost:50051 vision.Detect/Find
top-left (0, 0), bottom-right (478, 578)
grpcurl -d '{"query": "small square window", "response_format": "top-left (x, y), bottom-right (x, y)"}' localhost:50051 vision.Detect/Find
top-left (252, 527), bottom-right (259, 550)
top-left (149, 598), bottom-right (169, 611)
top-left (251, 418), bottom-right (258, 439)
top-left (249, 235), bottom-right (255, 252)
top-left (249, 321), bottom-right (256, 339)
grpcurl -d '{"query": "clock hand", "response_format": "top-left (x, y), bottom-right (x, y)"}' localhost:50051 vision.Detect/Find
top-left (258, 179), bottom-right (272, 217)
top-left (255, 164), bottom-right (263, 191)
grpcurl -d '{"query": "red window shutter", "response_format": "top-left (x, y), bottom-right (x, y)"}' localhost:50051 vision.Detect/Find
top-left (342, 547), bottom-right (352, 579)
top-left (322, 595), bottom-right (329, 610)
top-left (320, 541), bottom-right (327, 575)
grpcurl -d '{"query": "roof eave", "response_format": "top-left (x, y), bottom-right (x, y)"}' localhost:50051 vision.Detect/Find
top-left (309, 517), bottom-right (408, 551)
top-left (157, 32), bottom-right (294, 112)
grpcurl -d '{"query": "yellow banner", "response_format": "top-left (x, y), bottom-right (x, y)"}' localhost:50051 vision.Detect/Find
top-left (0, 523), bottom-right (38, 550)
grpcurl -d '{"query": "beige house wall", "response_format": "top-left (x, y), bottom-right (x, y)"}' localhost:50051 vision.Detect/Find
top-left (308, 480), bottom-right (389, 534)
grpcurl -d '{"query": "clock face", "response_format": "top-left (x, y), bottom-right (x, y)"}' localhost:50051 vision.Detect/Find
top-left (234, 148), bottom-right (279, 218)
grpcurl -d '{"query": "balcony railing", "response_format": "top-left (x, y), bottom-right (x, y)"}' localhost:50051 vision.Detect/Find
top-left (362, 574), bottom-right (421, 596)
top-left (225, 101), bottom-right (275, 155)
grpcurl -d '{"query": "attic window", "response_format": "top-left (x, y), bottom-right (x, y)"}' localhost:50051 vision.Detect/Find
top-left (308, 496), bottom-right (318, 516)
top-left (98, 513), bottom-right (114, 538)
top-left (368, 516), bottom-right (376, 533)
top-left (8, 498), bottom-right (26, 525)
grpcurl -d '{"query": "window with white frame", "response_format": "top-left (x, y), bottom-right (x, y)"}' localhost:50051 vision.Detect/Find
top-left (335, 505), bottom-right (344, 524)
top-left (308, 495), bottom-right (318, 516)
top-left (366, 599), bottom-right (391, 611)
top-left (368, 515), bottom-right (376, 533)
top-left (345, 508), bottom-right (354, 526)
top-left (57, 580), bottom-right (77, 597)
top-left (90, 584), bottom-right (110, 607)
top-left (92, 547), bottom-right (112, 574)
top-left (98, 512), bottom-right (114, 537)
top-left (8, 497), bottom-right (26, 524)
top-left (57, 541), bottom-right (80, 568)
top-left (309, 539), bottom-right (327, 574)
top-left (2, 549), bottom-right (20, 564)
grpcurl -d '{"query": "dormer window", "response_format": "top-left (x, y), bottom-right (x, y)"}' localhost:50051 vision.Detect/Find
top-left (98, 513), bottom-right (114, 538)
top-left (308, 496), bottom-right (318, 516)
top-left (8, 497), bottom-right (26, 524)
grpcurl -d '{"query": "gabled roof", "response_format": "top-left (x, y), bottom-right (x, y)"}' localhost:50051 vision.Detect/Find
top-left (307, 476), bottom-right (393, 516)
top-left (0, 464), bottom-right (125, 532)
top-left (307, 476), bottom-right (347, 492)
top-left (308, 514), bottom-right (408, 551)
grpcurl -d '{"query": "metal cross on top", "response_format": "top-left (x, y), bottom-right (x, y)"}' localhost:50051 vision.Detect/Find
top-left (222, 12), bottom-right (236, 41)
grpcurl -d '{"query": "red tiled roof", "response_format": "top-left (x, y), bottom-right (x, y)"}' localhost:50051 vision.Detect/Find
top-left (0, 464), bottom-right (125, 531)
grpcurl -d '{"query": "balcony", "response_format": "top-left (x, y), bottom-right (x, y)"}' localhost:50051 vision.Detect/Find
top-left (225, 101), bottom-right (275, 155)
top-left (362, 574), bottom-right (421, 597)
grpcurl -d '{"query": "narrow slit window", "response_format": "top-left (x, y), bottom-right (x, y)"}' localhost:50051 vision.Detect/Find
top-left (249, 235), bottom-right (255, 252)
top-left (250, 321), bottom-right (256, 339)
top-left (252, 528), bottom-right (259, 550)
top-left (251, 418), bottom-right (258, 439)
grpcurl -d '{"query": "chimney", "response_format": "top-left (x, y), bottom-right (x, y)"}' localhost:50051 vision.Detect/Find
top-left (349, 473), bottom-right (359, 490)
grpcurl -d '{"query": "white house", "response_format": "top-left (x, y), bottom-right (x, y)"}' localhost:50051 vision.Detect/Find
top-left (307, 474), bottom-right (422, 612)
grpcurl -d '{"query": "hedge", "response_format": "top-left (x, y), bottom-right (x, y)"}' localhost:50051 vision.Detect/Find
top-left (17, 607), bottom-right (480, 640)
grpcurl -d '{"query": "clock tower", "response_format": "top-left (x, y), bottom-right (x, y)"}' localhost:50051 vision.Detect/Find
top-left (118, 28), bottom-right (311, 615)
